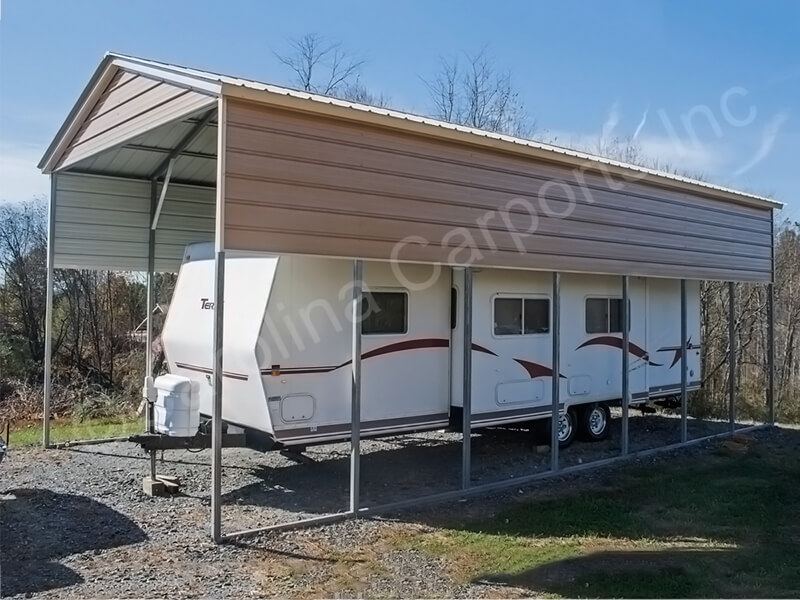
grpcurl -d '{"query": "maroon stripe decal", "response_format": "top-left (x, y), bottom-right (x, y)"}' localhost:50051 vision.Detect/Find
top-left (576, 336), bottom-right (663, 367)
top-left (362, 338), bottom-right (450, 360)
top-left (471, 343), bottom-right (498, 356)
top-left (512, 358), bottom-right (566, 379)
top-left (265, 337), bottom-right (451, 375)
top-left (264, 339), bottom-right (554, 381)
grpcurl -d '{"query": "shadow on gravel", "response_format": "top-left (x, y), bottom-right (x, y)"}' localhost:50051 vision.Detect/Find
top-left (0, 488), bottom-right (147, 597)
top-left (219, 414), bottom-right (743, 516)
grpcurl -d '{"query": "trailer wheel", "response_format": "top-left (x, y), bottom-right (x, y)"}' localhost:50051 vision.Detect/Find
top-left (542, 408), bottom-right (577, 448)
top-left (579, 403), bottom-right (610, 442)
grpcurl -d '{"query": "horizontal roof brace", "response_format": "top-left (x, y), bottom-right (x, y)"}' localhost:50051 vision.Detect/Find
top-left (123, 143), bottom-right (216, 161)
top-left (63, 168), bottom-right (216, 190)
top-left (185, 116), bottom-right (218, 127)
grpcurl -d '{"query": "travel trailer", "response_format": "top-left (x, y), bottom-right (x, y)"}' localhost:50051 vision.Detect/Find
top-left (161, 242), bottom-right (701, 449)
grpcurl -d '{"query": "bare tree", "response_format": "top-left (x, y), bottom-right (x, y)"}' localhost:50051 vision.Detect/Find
top-left (275, 33), bottom-right (365, 96)
top-left (340, 77), bottom-right (391, 108)
top-left (423, 48), bottom-right (534, 138)
top-left (0, 201), bottom-right (49, 371)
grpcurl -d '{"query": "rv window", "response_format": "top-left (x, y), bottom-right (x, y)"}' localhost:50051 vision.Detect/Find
top-left (494, 297), bottom-right (550, 335)
top-left (524, 298), bottom-right (550, 334)
top-left (361, 291), bottom-right (407, 335)
top-left (494, 298), bottom-right (522, 335)
top-left (585, 298), bottom-right (628, 334)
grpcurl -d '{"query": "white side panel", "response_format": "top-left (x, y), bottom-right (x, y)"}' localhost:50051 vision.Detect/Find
top-left (53, 173), bottom-right (151, 271)
top-left (154, 183), bottom-right (215, 272)
top-left (647, 279), bottom-right (702, 395)
top-left (260, 257), bottom-right (450, 443)
top-left (470, 269), bottom-right (555, 420)
top-left (53, 174), bottom-right (215, 273)
top-left (162, 245), bottom-right (278, 432)
top-left (559, 274), bottom-right (649, 405)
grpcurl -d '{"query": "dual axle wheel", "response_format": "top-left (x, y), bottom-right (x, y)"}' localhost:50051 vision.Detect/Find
top-left (541, 402), bottom-right (611, 448)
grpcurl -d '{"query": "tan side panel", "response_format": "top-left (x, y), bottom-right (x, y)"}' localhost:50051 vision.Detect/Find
top-left (223, 99), bottom-right (773, 282)
top-left (58, 71), bottom-right (215, 170)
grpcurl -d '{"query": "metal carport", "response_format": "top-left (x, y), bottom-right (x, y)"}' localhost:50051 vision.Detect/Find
top-left (39, 52), bottom-right (782, 543)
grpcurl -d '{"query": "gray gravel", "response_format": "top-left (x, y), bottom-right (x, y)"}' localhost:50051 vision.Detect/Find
top-left (0, 413), bottom-right (765, 599)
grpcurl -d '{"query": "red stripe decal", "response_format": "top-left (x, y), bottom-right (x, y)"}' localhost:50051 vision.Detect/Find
top-left (576, 336), bottom-right (663, 367)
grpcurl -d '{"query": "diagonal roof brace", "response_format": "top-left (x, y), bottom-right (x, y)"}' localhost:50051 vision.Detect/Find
top-left (150, 108), bottom-right (217, 230)
top-left (151, 158), bottom-right (174, 230)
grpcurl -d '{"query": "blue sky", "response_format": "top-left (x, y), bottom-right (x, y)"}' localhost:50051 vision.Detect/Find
top-left (1, 0), bottom-right (797, 215)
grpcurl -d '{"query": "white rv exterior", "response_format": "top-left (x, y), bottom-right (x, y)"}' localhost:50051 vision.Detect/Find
top-left (162, 243), bottom-right (702, 448)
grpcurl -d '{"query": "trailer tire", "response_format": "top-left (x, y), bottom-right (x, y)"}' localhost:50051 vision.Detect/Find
top-left (543, 407), bottom-right (577, 448)
top-left (578, 403), bottom-right (610, 442)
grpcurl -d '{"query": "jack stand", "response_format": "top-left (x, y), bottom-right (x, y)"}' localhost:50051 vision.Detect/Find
top-left (142, 446), bottom-right (181, 496)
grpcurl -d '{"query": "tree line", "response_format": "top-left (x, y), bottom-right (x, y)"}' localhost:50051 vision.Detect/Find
top-left (0, 34), bottom-right (794, 426)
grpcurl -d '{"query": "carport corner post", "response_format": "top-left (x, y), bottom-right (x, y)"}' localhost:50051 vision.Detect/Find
top-left (43, 173), bottom-right (57, 448)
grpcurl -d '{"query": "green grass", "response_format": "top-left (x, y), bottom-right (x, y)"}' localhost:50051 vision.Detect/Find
top-left (387, 431), bottom-right (800, 598)
top-left (7, 417), bottom-right (143, 446)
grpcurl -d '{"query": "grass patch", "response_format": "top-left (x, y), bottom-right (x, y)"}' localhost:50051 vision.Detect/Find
top-left (7, 416), bottom-right (143, 446)
top-left (387, 431), bottom-right (800, 598)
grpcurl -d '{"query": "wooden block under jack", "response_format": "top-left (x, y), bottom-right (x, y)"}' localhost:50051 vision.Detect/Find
top-left (156, 475), bottom-right (181, 494)
top-left (142, 476), bottom-right (166, 497)
top-left (142, 475), bottom-right (181, 496)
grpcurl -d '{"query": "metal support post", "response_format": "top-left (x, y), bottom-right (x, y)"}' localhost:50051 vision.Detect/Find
top-left (147, 180), bottom-right (157, 480)
top-left (210, 251), bottom-right (225, 543)
top-left (551, 272), bottom-right (561, 471)
top-left (621, 276), bottom-right (630, 456)
top-left (728, 282), bottom-right (736, 432)
top-left (461, 267), bottom-right (473, 489)
top-left (767, 282), bottom-right (775, 425)
top-left (680, 279), bottom-right (688, 443)
top-left (43, 175), bottom-right (56, 448)
top-left (350, 260), bottom-right (363, 512)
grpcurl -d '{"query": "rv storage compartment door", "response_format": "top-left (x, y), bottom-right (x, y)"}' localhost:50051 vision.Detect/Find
top-left (154, 374), bottom-right (200, 437)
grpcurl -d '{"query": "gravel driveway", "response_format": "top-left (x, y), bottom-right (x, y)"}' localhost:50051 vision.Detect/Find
top-left (0, 413), bottom-right (761, 599)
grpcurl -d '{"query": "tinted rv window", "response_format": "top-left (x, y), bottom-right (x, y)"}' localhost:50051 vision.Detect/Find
top-left (362, 292), bottom-right (407, 335)
top-left (585, 298), bottom-right (628, 334)
top-left (524, 298), bottom-right (550, 334)
top-left (494, 297), bottom-right (550, 335)
top-left (494, 298), bottom-right (522, 335)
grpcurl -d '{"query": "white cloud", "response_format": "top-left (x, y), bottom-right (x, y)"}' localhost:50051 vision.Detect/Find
top-left (733, 111), bottom-right (789, 176)
top-left (635, 134), bottom-right (724, 173)
top-left (600, 101), bottom-right (620, 146)
top-left (543, 129), bottom-right (723, 174)
top-left (0, 142), bottom-right (49, 203)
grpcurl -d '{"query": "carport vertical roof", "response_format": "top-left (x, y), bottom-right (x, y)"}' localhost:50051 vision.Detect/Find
top-left (40, 52), bottom-right (782, 212)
